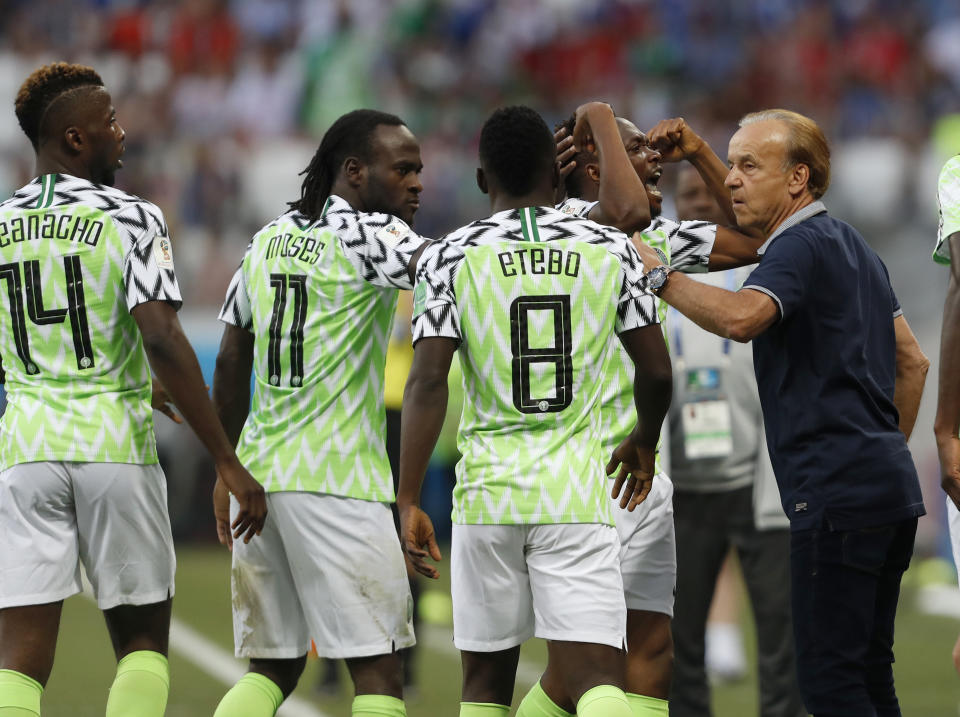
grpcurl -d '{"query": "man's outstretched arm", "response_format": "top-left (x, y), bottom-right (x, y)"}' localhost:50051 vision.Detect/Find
top-left (132, 301), bottom-right (266, 542)
top-left (397, 337), bottom-right (457, 579)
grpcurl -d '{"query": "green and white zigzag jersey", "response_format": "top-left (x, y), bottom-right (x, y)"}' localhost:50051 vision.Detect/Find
top-left (219, 195), bottom-right (422, 500)
top-left (936, 155), bottom-right (960, 265)
top-left (413, 206), bottom-right (659, 525)
top-left (558, 198), bottom-right (715, 465)
top-left (0, 174), bottom-right (182, 469)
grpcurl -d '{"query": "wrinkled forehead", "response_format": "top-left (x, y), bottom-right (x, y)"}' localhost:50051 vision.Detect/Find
top-left (728, 119), bottom-right (789, 163)
top-left (615, 117), bottom-right (645, 146)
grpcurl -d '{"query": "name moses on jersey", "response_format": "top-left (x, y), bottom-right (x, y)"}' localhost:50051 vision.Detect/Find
top-left (0, 213), bottom-right (103, 248)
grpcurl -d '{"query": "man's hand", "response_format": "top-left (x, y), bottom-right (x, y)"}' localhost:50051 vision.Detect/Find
top-left (630, 231), bottom-right (667, 271)
top-left (217, 459), bottom-right (267, 544)
top-left (606, 434), bottom-right (657, 510)
top-left (572, 102), bottom-right (608, 154)
top-left (399, 504), bottom-right (442, 579)
top-left (212, 477), bottom-right (233, 550)
top-left (647, 117), bottom-right (706, 163)
top-left (938, 434), bottom-right (960, 511)
top-left (554, 125), bottom-right (576, 205)
top-left (151, 377), bottom-right (183, 424)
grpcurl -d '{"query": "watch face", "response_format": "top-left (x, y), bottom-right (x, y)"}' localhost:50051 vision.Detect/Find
top-left (649, 266), bottom-right (666, 288)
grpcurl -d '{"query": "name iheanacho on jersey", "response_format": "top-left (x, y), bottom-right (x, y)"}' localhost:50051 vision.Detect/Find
top-left (0, 212), bottom-right (104, 247)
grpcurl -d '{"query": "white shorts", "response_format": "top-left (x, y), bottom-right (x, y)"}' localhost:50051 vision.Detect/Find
top-left (948, 497), bottom-right (960, 589)
top-left (451, 522), bottom-right (625, 652)
top-left (610, 472), bottom-right (676, 615)
top-left (0, 461), bottom-right (175, 610)
top-left (230, 492), bottom-right (415, 660)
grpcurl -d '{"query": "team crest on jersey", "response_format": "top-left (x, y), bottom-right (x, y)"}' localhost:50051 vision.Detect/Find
top-left (413, 281), bottom-right (427, 317)
top-left (154, 235), bottom-right (174, 269)
top-left (560, 203), bottom-right (578, 215)
top-left (377, 222), bottom-right (408, 248)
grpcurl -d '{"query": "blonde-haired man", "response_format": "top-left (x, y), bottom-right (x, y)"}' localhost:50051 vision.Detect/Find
top-left (633, 109), bottom-right (929, 716)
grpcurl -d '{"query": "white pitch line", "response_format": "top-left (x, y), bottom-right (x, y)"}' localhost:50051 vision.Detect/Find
top-left (80, 581), bottom-right (330, 717)
top-left (916, 584), bottom-right (960, 620)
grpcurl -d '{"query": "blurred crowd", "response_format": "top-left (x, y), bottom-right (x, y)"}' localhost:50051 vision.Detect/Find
top-left (0, 0), bottom-right (959, 304)
top-left (1, 0), bottom-right (959, 548)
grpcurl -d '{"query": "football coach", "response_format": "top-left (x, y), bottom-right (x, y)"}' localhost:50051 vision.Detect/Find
top-left (632, 108), bottom-right (929, 717)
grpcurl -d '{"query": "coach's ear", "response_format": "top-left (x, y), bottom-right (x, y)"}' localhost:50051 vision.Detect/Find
top-left (476, 167), bottom-right (488, 195)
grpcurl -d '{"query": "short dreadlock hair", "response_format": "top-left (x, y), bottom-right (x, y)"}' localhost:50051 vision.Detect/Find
top-left (289, 109), bottom-right (407, 220)
top-left (478, 106), bottom-right (555, 197)
top-left (15, 62), bottom-right (105, 150)
top-left (554, 111), bottom-right (601, 200)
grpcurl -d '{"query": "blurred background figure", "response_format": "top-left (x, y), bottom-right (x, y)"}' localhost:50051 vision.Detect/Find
top-left (667, 167), bottom-right (806, 717)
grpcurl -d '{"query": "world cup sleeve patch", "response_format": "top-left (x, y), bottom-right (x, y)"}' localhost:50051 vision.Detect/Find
top-left (153, 235), bottom-right (174, 269)
top-left (413, 280), bottom-right (427, 317)
top-left (377, 222), bottom-right (408, 248)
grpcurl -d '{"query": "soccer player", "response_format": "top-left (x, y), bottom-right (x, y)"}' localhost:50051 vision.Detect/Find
top-left (398, 105), bottom-right (672, 717)
top-left (933, 154), bottom-right (960, 677)
top-left (0, 63), bottom-right (266, 717)
top-left (211, 109), bottom-right (427, 717)
top-left (553, 104), bottom-right (765, 716)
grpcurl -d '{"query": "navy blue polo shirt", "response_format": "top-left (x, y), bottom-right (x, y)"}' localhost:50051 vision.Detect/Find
top-left (742, 202), bottom-right (925, 531)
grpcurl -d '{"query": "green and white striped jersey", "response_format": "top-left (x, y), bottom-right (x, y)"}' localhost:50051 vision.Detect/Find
top-left (413, 206), bottom-right (659, 525)
top-left (557, 198), bottom-right (715, 465)
top-left (0, 173), bottom-right (182, 469)
top-left (219, 195), bottom-right (423, 501)
top-left (936, 155), bottom-right (960, 266)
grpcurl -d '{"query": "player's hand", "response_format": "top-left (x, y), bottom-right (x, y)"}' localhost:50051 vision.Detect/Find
top-left (217, 459), bottom-right (267, 544)
top-left (554, 125), bottom-right (576, 204)
top-left (630, 231), bottom-right (667, 272)
top-left (212, 477), bottom-right (233, 551)
top-left (937, 434), bottom-right (960, 511)
top-left (151, 377), bottom-right (183, 424)
top-left (399, 504), bottom-right (442, 579)
top-left (607, 435), bottom-right (656, 511)
top-left (647, 117), bottom-right (705, 163)
top-left (572, 102), bottom-right (610, 154)
top-left (953, 632), bottom-right (960, 678)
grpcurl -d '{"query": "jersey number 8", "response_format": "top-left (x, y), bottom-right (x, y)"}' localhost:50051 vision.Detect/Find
top-left (510, 294), bottom-right (573, 414)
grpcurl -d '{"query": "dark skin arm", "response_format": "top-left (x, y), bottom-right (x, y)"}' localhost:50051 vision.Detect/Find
top-left (936, 233), bottom-right (960, 510)
top-left (631, 238), bottom-right (779, 342)
top-left (211, 324), bottom-right (256, 549)
top-left (396, 337), bottom-right (456, 579)
top-left (132, 301), bottom-right (266, 542)
top-left (607, 323), bottom-right (673, 510)
top-left (647, 118), bottom-right (765, 269)
top-left (892, 314), bottom-right (929, 442)
top-left (573, 102), bottom-right (651, 234)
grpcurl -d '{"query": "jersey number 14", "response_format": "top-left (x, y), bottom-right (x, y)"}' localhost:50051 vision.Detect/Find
top-left (0, 257), bottom-right (94, 375)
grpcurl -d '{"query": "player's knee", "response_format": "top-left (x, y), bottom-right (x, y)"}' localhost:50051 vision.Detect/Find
top-left (249, 655), bottom-right (306, 698)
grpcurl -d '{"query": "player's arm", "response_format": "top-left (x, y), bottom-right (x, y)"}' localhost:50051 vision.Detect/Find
top-left (211, 323), bottom-right (255, 549)
top-left (892, 314), bottom-right (929, 442)
top-left (608, 324), bottom-right (673, 510)
top-left (936, 233), bottom-right (960, 509)
top-left (574, 102), bottom-right (651, 234)
top-left (132, 301), bottom-right (266, 542)
top-left (396, 336), bottom-right (456, 579)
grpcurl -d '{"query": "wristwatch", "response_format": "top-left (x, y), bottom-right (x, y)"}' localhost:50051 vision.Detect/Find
top-left (644, 265), bottom-right (672, 295)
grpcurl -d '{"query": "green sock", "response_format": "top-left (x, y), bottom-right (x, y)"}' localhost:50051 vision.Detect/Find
top-left (104, 651), bottom-right (169, 717)
top-left (576, 685), bottom-right (633, 717)
top-left (459, 702), bottom-right (510, 716)
top-left (626, 692), bottom-right (669, 716)
top-left (0, 669), bottom-right (42, 717)
top-left (213, 672), bottom-right (284, 717)
top-left (352, 694), bottom-right (406, 716)
top-left (516, 681), bottom-right (572, 716)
